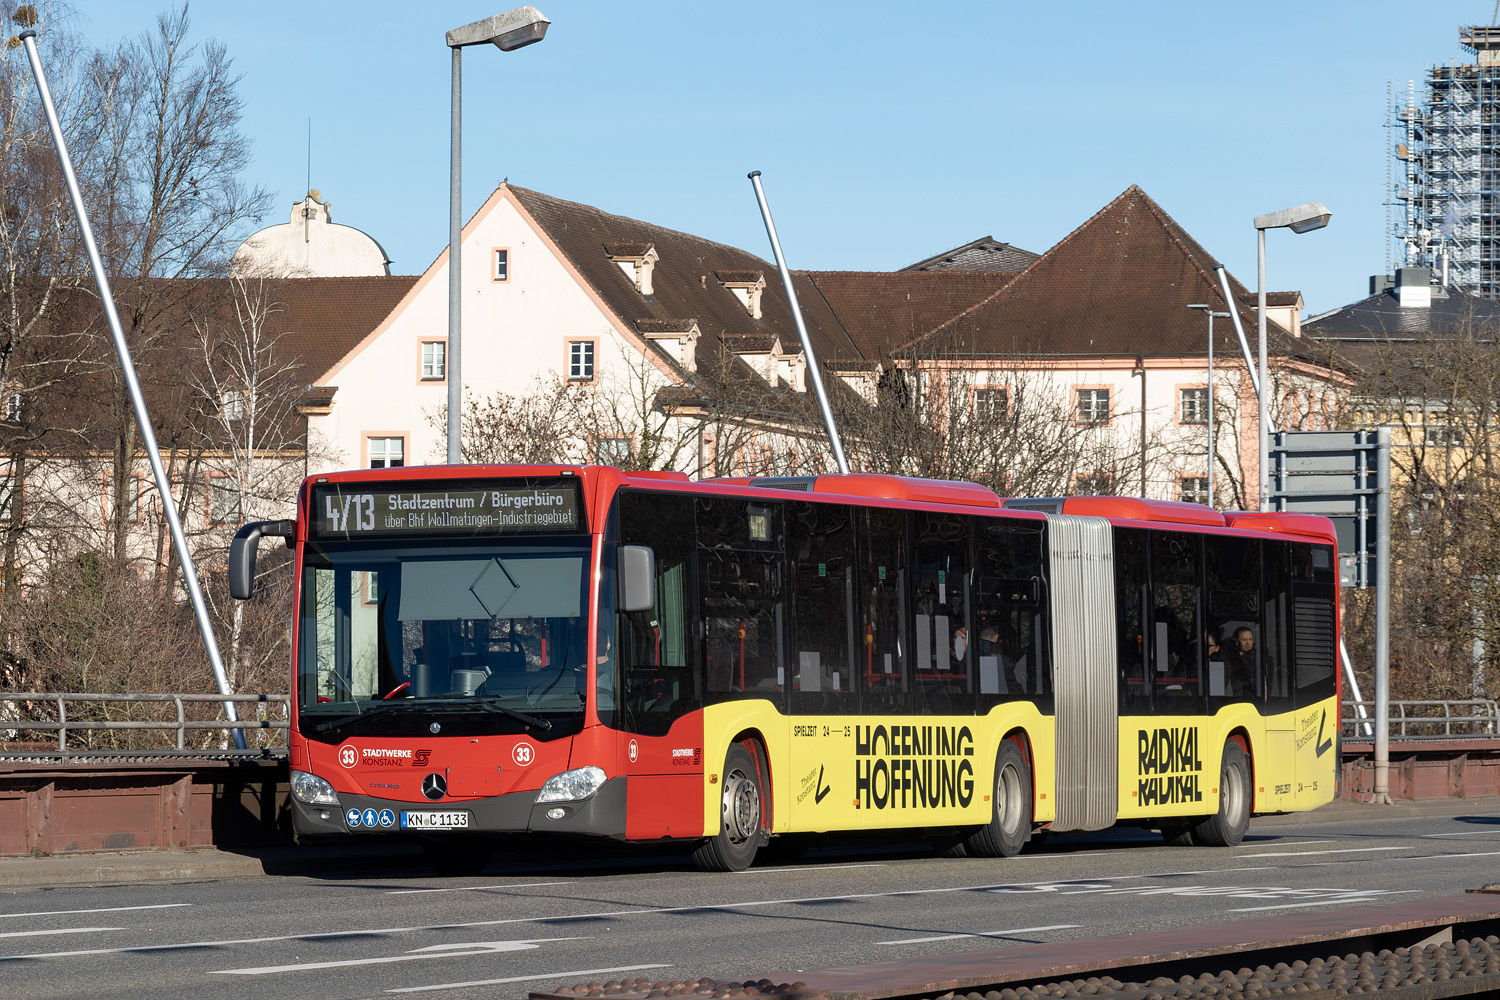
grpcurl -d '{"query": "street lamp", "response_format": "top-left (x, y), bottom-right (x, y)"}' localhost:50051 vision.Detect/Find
top-left (1252, 202), bottom-right (1330, 511)
top-left (1187, 303), bottom-right (1230, 506)
top-left (445, 7), bottom-right (550, 465)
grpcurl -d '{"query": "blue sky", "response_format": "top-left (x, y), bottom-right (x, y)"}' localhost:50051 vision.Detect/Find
top-left (64, 1), bottom-right (1488, 316)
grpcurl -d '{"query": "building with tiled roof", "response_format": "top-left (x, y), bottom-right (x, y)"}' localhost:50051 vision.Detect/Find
top-left (902, 236), bottom-right (1041, 273)
top-left (284, 181), bottom-right (1342, 506)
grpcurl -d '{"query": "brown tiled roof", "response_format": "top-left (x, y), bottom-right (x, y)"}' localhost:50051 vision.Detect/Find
top-left (720, 333), bottom-right (780, 353)
top-left (802, 270), bottom-right (1016, 358)
top-left (715, 269), bottom-right (764, 284)
top-left (1238, 291), bottom-right (1301, 309)
top-left (636, 318), bottom-right (698, 334)
top-left (508, 185), bottom-right (866, 371)
top-left (901, 186), bottom-right (1307, 361)
top-left (276, 276), bottom-right (419, 381)
top-left (902, 236), bottom-right (1042, 272)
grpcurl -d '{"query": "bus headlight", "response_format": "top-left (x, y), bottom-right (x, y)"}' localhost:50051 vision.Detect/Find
top-left (290, 769), bottom-right (340, 806)
top-left (536, 766), bottom-right (606, 802)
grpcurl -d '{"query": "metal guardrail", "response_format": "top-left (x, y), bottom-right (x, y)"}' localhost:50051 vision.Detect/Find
top-left (0, 692), bottom-right (289, 761)
top-left (1342, 698), bottom-right (1500, 738)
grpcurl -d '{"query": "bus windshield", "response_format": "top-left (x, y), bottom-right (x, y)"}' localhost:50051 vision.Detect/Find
top-left (297, 536), bottom-right (591, 741)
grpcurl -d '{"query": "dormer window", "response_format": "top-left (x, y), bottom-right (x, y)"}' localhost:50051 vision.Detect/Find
top-left (636, 319), bottom-right (700, 372)
top-left (605, 242), bottom-right (658, 297)
top-left (715, 270), bottom-right (767, 320)
top-left (720, 333), bottom-right (780, 383)
top-left (221, 388), bottom-right (247, 421)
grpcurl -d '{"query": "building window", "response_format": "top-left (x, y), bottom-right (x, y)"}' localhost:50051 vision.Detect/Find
top-left (1076, 388), bottom-right (1110, 425)
top-left (421, 341), bottom-right (446, 380)
top-left (595, 436), bottom-right (632, 466)
top-left (0, 472), bottom-right (16, 520)
top-left (1180, 476), bottom-right (1209, 505)
top-left (368, 437), bottom-right (405, 469)
top-left (102, 473), bottom-right (145, 525)
top-left (208, 476), bottom-right (241, 526)
top-left (1074, 470), bottom-right (1115, 495)
top-left (4, 392), bottom-right (20, 422)
top-left (1180, 388), bottom-right (1208, 424)
top-left (1423, 424), bottom-right (1461, 446)
top-left (493, 248), bottom-right (509, 282)
top-left (567, 340), bottom-right (595, 381)
top-left (221, 388), bottom-right (246, 421)
top-left (974, 387), bottom-right (1009, 420)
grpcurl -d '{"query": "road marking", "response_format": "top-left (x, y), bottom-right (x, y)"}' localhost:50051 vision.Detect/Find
top-left (0, 903), bottom-right (189, 919)
top-left (387, 964), bottom-right (672, 994)
top-left (877, 924), bottom-right (1080, 945)
top-left (0, 865), bottom-right (1411, 963)
top-left (213, 937), bottom-right (583, 975)
top-left (1404, 850), bottom-right (1500, 860)
top-left (1235, 846), bottom-right (1410, 858)
top-left (387, 881), bottom-right (574, 895)
top-left (0, 927), bottom-right (122, 939)
top-left (735, 864), bottom-right (886, 874)
top-left (1426, 830), bottom-right (1489, 837)
top-left (1230, 892), bottom-right (1419, 913)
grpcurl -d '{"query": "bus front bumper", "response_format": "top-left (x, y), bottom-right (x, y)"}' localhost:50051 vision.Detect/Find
top-left (292, 776), bottom-right (628, 840)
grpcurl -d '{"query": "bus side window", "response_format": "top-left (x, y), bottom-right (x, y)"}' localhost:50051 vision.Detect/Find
top-left (1292, 543), bottom-right (1338, 709)
top-left (974, 519), bottom-right (1049, 711)
top-left (615, 490), bottom-right (698, 737)
top-left (698, 497), bottom-right (785, 707)
top-left (1114, 527), bottom-right (1151, 714)
top-left (788, 500), bottom-right (857, 716)
top-left (857, 507), bottom-right (906, 714)
top-left (1150, 530), bottom-right (1203, 715)
top-left (1262, 541), bottom-right (1295, 716)
top-left (910, 512), bottom-right (973, 717)
top-left (1204, 534), bottom-right (1263, 707)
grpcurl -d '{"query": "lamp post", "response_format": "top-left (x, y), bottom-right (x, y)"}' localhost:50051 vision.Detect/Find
top-left (1187, 304), bottom-right (1230, 506)
top-left (1252, 202), bottom-right (1330, 510)
top-left (445, 7), bottom-right (550, 465)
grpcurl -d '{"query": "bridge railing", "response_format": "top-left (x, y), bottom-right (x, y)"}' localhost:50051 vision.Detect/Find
top-left (1341, 698), bottom-right (1499, 739)
top-left (0, 692), bottom-right (289, 760)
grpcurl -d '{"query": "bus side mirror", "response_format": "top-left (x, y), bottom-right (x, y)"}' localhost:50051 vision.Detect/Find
top-left (230, 520), bottom-right (296, 599)
top-left (617, 544), bottom-right (656, 613)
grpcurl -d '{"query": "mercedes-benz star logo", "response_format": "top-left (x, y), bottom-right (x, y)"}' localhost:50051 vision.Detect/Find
top-left (422, 773), bottom-right (447, 801)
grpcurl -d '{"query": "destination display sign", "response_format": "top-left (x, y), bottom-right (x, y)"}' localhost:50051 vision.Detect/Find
top-left (309, 479), bottom-right (583, 539)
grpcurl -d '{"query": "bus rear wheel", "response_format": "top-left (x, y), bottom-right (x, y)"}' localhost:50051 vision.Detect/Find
top-left (963, 741), bottom-right (1031, 858)
top-left (1191, 741), bottom-right (1251, 847)
top-left (693, 744), bottom-right (765, 872)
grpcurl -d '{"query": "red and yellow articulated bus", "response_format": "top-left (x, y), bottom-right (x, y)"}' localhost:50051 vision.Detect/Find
top-left (231, 464), bottom-right (1340, 873)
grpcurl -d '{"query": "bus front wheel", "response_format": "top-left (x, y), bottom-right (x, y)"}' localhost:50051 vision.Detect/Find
top-left (1192, 741), bottom-right (1251, 847)
top-left (964, 741), bottom-right (1031, 858)
top-left (694, 744), bottom-right (765, 872)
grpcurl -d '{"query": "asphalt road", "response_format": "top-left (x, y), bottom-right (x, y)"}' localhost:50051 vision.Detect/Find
top-left (0, 800), bottom-right (1497, 1000)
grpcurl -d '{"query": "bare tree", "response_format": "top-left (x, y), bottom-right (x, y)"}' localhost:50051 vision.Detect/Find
top-left (1339, 328), bottom-right (1500, 707)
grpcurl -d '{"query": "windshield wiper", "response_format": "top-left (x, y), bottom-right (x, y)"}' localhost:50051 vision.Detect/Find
top-left (312, 702), bottom-right (406, 734)
top-left (461, 696), bottom-right (553, 732)
top-left (311, 696), bottom-right (553, 734)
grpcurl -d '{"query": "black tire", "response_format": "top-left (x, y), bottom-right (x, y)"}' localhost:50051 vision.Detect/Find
top-left (963, 741), bottom-right (1032, 858)
top-left (421, 839), bottom-right (492, 877)
top-left (693, 743), bottom-right (766, 872)
top-left (1191, 740), bottom-right (1251, 847)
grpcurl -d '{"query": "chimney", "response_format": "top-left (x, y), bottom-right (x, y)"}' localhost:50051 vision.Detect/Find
top-left (1395, 266), bottom-right (1432, 309)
